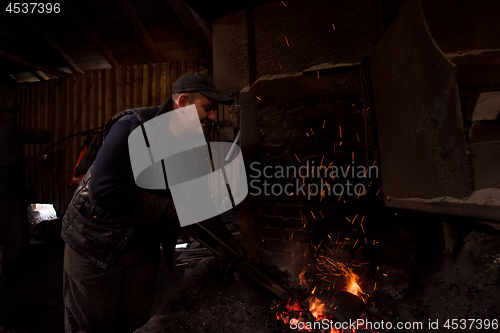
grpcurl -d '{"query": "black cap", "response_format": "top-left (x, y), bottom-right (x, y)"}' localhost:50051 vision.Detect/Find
top-left (173, 72), bottom-right (234, 105)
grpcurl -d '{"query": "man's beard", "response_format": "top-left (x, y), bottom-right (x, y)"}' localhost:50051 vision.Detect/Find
top-left (203, 122), bottom-right (212, 141)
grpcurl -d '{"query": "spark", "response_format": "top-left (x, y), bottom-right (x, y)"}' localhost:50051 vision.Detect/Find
top-left (338, 193), bottom-right (342, 201)
top-left (294, 153), bottom-right (301, 162)
top-left (320, 155), bottom-right (324, 169)
top-left (279, 62), bottom-right (282, 70)
top-left (310, 128), bottom-right (315, 135)
top-left (339, 125), bottom-right (342, 138)
top-left (342, 165), bottom-right (351, 177)
top-left (353, 239), bottom-right (358, 248)
top-left (284, 36), bottom-right (290, 47)
top-left (376, 187), bottom-right (381, 195)
top-left (326, 162), bottom-right (333, 171)
top-left (322, 120), bottom-right (326, 128)
top-left (352, 214), bottom-right (358, 223)
top-left (339, 141), bottom-right (342, 146)
top-left (345, 217), bottom-right (351, 223)
top-left (355, 246), bottom-right (363, 253)
top-left (306, 132), bottom-right (309, 137)
top-left (360, 224), bottom-right (365, 234)
top-left (317, 71), bottom-right (320, 79)
top-left (383, 273), bottom-right (388, 276)
top-left (256, 96), bottom-right (262, 100)
top-left (320, 211), bottom-right (324, 218)
top-left (376, 266), bottom-right (379, 270)
top-left (363, 168), bottom-right (369, 178)
top-left (356, 133), bottom-right (360, 142)
top-left (374, 282), bottom-right (377, 291)
top-left (357, 186), bottom-right (364, 196)
top-left (352, 151), bottom-right (354, 160)
top-left (332, 23), bottom-right (336, 30)
top-left (311, 211), bottom-right (316, 219)
top-left (281, 0), bottom-right (286, 6)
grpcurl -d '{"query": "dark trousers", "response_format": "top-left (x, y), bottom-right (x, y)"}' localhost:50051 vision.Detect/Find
top-left (63, 241), bottom-right (160, 333)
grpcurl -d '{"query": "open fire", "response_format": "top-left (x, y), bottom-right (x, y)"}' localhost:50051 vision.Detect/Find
top-left (272, 246), bottom-right (375, 333)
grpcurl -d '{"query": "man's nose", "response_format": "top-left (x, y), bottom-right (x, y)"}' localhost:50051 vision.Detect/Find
top-left (207, 111), bottom-right (216, 121)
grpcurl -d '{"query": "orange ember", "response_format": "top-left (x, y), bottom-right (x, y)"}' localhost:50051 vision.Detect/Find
top-left (286, 298), bottom-right (302, 312)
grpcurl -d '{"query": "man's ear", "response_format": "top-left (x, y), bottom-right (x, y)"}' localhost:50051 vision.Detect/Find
top-left (178, 94), bottom-right (189, 107)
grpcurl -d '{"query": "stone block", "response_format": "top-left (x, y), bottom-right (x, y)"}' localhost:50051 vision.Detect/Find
top-left (472, 92), bottom-right (500, 121)
top-left (469, 121), bottom-right (500, 142)
top-left (470, 142), bottom-right (500, 189)
top-left (259, 226), bottom-right (284, 240)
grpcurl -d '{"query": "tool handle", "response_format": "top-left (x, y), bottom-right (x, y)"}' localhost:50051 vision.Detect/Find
top-left (224, 131), bottom-right (241, 163)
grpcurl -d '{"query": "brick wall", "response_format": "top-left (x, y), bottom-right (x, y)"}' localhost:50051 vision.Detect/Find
top-left (238, 68), bottom-right (381, 284)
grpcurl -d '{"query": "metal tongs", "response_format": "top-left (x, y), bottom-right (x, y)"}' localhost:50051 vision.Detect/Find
top-left (193, 222), bottom-right (289, 300)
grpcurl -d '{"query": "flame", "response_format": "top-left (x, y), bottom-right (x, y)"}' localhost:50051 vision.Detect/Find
top-left (308, 296), bottom-right (326, 319)
top-left (345, 269), bottom-right (363, 296)
top-left (276, 246), bottom-right (369, 331)
top-left (315, 255), bottom-right (366, 301)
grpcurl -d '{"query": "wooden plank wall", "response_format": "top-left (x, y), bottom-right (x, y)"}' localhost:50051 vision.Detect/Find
top-left (16, 60), bottom-right (213, 217)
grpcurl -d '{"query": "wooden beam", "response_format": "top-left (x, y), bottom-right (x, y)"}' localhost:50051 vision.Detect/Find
top-left (186, 5), bottom-right (212, 44)
top-left (31, 71), bottom-right (50, 81)
top-left (23, 15), bottom-right (84, 75)
top-left (118, 0), bottom-right (164, 63)
top-left (166, 0), bottom-right (213, 60)
top-left (0, 50), bottom-right (71, 78)
top-left (65, 4), bottom-right (120, 68)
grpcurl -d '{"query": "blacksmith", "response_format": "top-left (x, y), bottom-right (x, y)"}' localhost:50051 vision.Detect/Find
top-left (61, 72), bottom-right (243, 333)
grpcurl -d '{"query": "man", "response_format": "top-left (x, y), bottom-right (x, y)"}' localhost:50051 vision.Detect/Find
top-left (61, 72), bottom-right (242, 333)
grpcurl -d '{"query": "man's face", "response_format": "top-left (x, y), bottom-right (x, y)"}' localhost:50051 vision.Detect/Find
top-left (176, 93), bottom-right (218, 131)
top-left (193, 94), bottom-right (218, 129)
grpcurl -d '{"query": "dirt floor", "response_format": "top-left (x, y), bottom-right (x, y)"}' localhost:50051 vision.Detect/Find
top-left (384, 228), bottom-right (500, 333)
top-left (138, 260), bottom-right (279, 333)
